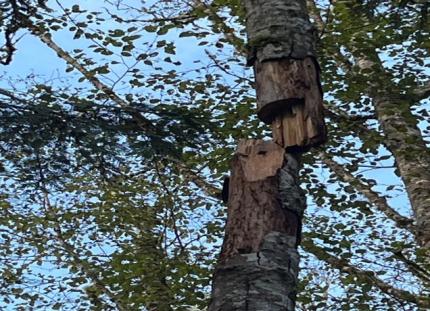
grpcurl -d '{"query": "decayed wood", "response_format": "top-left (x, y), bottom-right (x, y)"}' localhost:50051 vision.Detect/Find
top-left (254, 58), bottom-right (326, 149)
top-left (271, 104), bottom-right (322, 150)
top-left (209, 140), bottom-right (305, 311)
top-left (255, 58), bottom-right (309, 119)
top-left (218, 140), bottom-right (300, 262)
top-left (236, 139), bottom-right (285, 182)
top-left (209, 0), bottom-right (325, 308)
top-left (244, 0), bottom-right (326, 151)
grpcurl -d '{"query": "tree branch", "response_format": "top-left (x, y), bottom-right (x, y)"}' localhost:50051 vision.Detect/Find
top-left (306, 0), bottom-right (327, 37)
top-left (413, 81), bottom-right (430, 101)
top-left (25, 23), bottom-right (156, 133)
top-left (392, 250), bottom-right (430, 284)
top-left (192, 0), bottom-right (247, 55)
top-left (306, 0), bottom-right (353, 72)
top-left (35, 153), bottom-right (126, 310)
top-left (319, 152), bottom-right (414, 231)
top-left (302, 238), bottom-right (430, 308)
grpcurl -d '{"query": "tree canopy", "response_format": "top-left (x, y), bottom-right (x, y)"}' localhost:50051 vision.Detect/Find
top-left (0, 0), bottom-right (429, 310)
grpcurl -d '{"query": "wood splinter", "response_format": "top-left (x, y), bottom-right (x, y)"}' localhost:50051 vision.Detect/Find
top-left (254, 57), bottom-right (327, 151)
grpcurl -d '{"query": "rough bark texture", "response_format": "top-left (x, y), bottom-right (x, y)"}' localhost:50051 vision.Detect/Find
top-left (209, 140), bottom-right (305, 311)
top-left (374, 96), bottom-right (430, 248)
top-left (209, 1), bottom-right (323, 309)
top-left (244, 0), bottom-right (316, 65)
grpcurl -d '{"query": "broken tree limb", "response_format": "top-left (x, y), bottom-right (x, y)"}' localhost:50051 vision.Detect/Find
top-left (257, 57), bottom-right (326, 150)
top-left (259, 58), bottom-right (326, 149)
top-left (210, 1), bottom-right (327, 309)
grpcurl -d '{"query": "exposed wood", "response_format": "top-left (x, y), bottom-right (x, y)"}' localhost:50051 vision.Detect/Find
top-left (255, 58), bottom-right (326, 150)
top-left (209, 0), bottom-right (325, 309)
top-left (209, 140), bottom-right (305, 311)
top-left (243, 0), bottom-right (326, 151)
top-left (219, 140), bottom-right (296, 261)
top-left (236, 139), bottom-right (285, 182)
top-left (255, 58), bottom-right (308, 118)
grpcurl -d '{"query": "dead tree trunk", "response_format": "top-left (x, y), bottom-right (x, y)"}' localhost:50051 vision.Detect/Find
top-left (209, 140), bottom-right (304, 310)
top-left (209, 0), bottom-right (326, 310)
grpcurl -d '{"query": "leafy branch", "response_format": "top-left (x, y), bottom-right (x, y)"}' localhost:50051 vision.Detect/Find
top-left (318, 152), bottom-right (414, 231)
top-left (302, 238), bottom-right (430, 308)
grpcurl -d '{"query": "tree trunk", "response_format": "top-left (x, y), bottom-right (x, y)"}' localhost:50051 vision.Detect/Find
top-left (355, 53), bottom-right (430, 249)
top-left (209, 1), bottom-right (325, 309)
top-left (246, 0), bottom-right (326, 151)
top-left (209, 140), bottom-right (304, 311)
top-left (374, 96), bottom-right (430, 248)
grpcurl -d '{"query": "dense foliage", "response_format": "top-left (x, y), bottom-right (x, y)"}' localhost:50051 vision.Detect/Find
top-left (0, 0), bottom-right (429, 310)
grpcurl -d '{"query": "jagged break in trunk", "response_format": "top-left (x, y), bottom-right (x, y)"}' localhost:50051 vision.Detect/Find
top-left (246, 0), bottom-right (326, 151)
top-left (209, 0), bottom-right (326, 310)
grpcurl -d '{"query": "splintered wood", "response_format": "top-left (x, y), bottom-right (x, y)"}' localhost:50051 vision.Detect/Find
top-left (271, 104), bottom-right (319, 150)
top-left (254, 57), bottom-right (326, 150)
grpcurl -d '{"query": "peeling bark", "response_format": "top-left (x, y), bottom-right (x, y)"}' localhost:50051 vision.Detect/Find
top-left (210, 1), bottom-right (324, 309)
top-left (209, 140), bottom-right (305, 311)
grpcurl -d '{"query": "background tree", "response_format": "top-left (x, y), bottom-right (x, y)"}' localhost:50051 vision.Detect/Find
top-left (0, 0), bottom-right (429, 310)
